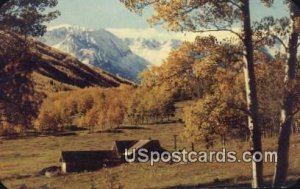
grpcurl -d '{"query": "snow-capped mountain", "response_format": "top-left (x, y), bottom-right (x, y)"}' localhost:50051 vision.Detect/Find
top-left (122, 38), bottom-right (182, 66)
top-left (39, 25), bottom-right (150, 81)
top-left (107, 28), bottom-right (197, 66)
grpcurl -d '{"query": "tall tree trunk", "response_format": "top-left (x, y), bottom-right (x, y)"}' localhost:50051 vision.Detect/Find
top-left (273, 2), bottom-right (299, 187)
top-left (242, 0), bottom-right (264, 187)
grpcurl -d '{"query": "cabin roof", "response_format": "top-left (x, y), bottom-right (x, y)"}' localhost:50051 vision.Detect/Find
top-left (61, 150), bottom-right (113, 162)
top-left (0, 182), bottom-right (8, 189)
top-left (113, 140), bottom-right (165, 155)
top-left (113, 140), bottom-right (138, 154)
top-left (126, 140), bottom-right (151, 155)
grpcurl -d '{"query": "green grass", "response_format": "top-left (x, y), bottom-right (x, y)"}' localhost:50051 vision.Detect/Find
top-left (1, 124), bottom-right (300, 189)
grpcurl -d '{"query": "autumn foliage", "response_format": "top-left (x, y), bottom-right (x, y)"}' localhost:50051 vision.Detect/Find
top-left (34, 85), bottom-right (131, 132)
top-left (33, 36), bottom-right (289, 141)
top-left (34, 81), bottom-right (175, 132)
top-left (138, 36), bottom-right (287, 147)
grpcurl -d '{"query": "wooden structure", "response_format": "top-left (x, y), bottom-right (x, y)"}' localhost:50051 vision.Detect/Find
top-left (60, 140), bottom-right (166, 173)
top-left (112, 140), bottom-right (166, 162)
top-left (60, 150), bottom-right (120, 173)
top-left (0, 182), bottom-right (8, 189)
top-left (112, 140), bottom-right (138, 161)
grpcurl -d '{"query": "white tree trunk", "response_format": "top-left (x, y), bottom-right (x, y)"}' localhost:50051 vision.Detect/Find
top-left (242, 0), bottom-right (263, 187)
top-left (273, 2), bottom-right (299, 187)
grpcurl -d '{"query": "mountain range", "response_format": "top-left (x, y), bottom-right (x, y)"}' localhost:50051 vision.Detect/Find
top-left (40, 25), bottom-right (151, 81)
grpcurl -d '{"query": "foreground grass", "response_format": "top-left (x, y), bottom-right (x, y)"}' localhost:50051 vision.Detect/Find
top-left (1, 124), bottom-right (299, 189)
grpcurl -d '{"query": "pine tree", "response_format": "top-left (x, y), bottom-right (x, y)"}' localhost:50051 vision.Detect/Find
top-left (0, 0), bottom-right (60, 37)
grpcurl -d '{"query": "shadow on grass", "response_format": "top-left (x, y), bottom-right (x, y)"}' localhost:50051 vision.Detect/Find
top-left (1, 131), bottom-right (79, 140)
top-left (117, 126), bottom-right (150, 130)
top-left (54, 132), bottom-right (77, 137)
top-left (164, 177), bottom-right (250, 189)
top-left (164, 176), bottom-right (300, 189)
top-left (1, 174), bottom-right (32, 181)
top-left (97, 129), bottom-right (124, 134)
top-left (142, 120), bottom-right (182, 126)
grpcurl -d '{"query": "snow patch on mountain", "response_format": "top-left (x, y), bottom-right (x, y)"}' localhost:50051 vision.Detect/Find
top-left (107, 28), bottom-right (187, 66)
top-left (122, 38), bottom-right (182, 66)
top-left (107, 28), bottom-right (246, 66)
top-left (39, 25), bottom-right (150, 81)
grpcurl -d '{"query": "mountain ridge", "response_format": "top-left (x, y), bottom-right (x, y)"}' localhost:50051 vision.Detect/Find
top-left (40, 25), bottom-right (150, 81)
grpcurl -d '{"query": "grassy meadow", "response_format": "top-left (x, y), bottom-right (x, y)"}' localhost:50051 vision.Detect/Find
top-left (1, 123), bottom-right (300, 189)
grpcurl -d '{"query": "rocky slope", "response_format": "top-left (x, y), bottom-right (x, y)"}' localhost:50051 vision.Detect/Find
top-left (40, 25), bottom-right (150, 81)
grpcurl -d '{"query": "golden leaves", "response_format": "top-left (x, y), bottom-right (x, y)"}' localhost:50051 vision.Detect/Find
top-left (35, 87), bottom-right (134, 131)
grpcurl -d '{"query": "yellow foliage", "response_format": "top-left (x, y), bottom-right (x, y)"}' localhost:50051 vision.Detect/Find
top-left (35, 86), bottom-right (134, 132)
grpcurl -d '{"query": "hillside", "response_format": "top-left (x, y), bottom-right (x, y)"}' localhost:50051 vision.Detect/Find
top-left (0, 31), bottom-right (132, 129)
top-left (32, 41), bottom-right (133, 91)
top-left (40, 25), bottom-right (150, 81)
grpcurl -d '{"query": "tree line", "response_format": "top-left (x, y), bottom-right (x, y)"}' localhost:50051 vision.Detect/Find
top-left (33, 83), bottom-right (176, 132)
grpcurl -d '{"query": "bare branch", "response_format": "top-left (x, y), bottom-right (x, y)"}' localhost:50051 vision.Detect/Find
top-left (270, 34), bottom-right (288, 52)
top-left (228, 0), bottom-right (243, 10)
top-left (192, 28), bottom-right (244, 42)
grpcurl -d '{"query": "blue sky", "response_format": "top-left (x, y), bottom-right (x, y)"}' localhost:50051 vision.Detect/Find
top-left (45, 0), bottom-right (290, 66)
top-left (47, 0), bottom-right (289, 30)
top-left (47, 0), bottom-right (152, 29)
